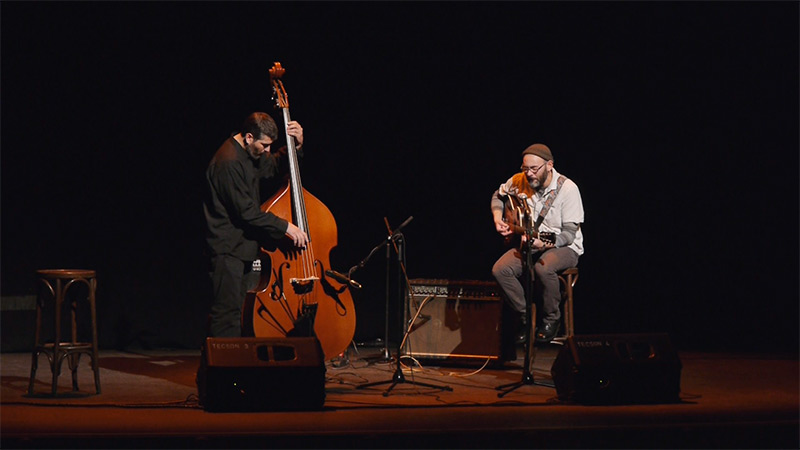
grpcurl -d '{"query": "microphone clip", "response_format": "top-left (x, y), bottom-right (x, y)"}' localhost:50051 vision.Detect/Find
top-left (325, 269), bottom-right (362, 289)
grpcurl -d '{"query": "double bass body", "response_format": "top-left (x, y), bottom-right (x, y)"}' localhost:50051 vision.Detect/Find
top-left (244, 184), bottom-right (356, 361)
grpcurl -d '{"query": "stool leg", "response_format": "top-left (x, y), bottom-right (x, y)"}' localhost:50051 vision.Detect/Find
top-left (556, 275), bottom-right (567, 339)
top-left (51, 279), bottom-right (64, 396)
top-left (90, 278), bottom-right (101, 394)
top-left (69, 296), bottom-right (79, 391)
top-left (68, 353), bottom-right (81, 391)
top-left (28, 352), bottom-right (39, 395)
top-left (51, 353), bottom-right (60, 396)
top-left (28, 285), bottom-right (45, 395)
top-left (92, 353), bottom-right (102, 395)
top-left (53, 352), bottom-right (70, 395)
top-left (565, 274), bottom-right (574, 337)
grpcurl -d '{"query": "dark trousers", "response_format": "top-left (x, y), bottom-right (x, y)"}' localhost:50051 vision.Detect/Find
top-left (208, 254), bottom-right (259, 338)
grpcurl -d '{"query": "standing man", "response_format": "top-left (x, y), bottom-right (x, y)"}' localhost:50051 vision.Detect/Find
top-left (203, 112), bottom-right (308, 338)
top-left (490, 143), bottom-right (584, 343)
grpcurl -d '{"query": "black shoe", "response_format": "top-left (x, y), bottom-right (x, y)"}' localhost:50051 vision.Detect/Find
top-left (515, 328), bottom-right (528, 344)
top-left (535, 321), bottom-right (560, 343)
top-left (514, 314), bottom-right (528, 344)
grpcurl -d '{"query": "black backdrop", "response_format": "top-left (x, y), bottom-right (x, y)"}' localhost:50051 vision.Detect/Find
top-left (2, 2), bottom-right (797, 353)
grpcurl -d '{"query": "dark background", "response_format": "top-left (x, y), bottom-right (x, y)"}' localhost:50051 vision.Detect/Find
top-left (2, 2), bottom-right (797, 353)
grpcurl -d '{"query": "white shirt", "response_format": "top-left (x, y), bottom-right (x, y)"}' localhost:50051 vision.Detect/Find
top-left (498, 167), bottom-right (585, 255)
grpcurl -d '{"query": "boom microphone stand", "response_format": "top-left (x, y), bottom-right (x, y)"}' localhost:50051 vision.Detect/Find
top-left (348, 216), bottom-right (415, 362)
top-left (357, 217), bottom-right (452, 396)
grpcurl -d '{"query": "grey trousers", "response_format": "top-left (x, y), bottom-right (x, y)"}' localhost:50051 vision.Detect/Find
top-left (492, 246), bottom-right (579, 324)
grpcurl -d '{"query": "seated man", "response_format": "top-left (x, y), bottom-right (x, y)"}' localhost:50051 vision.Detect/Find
top-left (490, 143), bottom-right (584, 343)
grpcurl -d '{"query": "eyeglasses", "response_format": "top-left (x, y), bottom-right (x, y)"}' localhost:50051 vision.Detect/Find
top-left (520, 164), bottom-right (546, 174)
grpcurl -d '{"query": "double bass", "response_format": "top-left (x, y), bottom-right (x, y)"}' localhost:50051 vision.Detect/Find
top-left (242, 62), bottom-right (356, 360)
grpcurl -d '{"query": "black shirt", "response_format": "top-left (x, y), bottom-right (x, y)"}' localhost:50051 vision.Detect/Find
top-left (203, 135), bottom-right (299, 261)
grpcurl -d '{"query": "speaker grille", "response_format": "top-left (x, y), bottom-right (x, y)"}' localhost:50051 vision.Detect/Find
top-left (403, 279), bottom-right (503, 363)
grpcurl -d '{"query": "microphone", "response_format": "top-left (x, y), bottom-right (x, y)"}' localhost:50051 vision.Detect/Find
top-left (391, 215), bottom-right (414, 238)
top-left (325, 269), bottom-right (362, 289)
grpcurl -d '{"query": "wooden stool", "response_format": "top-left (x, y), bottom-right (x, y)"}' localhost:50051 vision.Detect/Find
top-left (557, 267), bottom-right (579, 338)
top-left (28, 269), bottom-right (101, 396)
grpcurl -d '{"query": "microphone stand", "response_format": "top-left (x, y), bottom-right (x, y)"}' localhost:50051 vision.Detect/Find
top-left (348, 217), bottom-right (414, 363)
top-left (496, 207), bottom-right (554, 397)
top-left (357, 218), bottom-right (452, 396)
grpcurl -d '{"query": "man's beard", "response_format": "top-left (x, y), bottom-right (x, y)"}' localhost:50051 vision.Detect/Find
top-left (527, 170), bottom-right (548, 191)
top-left (246, 144), bottom-right (261, 159)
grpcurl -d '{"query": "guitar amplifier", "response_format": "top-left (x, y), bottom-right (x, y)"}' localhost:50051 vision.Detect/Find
top-left (402, 279), bottom-right (505, 364)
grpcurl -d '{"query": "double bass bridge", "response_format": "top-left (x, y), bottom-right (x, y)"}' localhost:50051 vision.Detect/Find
top-left (290, 276), bottom-right (319, 295)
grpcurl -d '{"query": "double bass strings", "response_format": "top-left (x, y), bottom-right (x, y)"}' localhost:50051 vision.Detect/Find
top-left (283, 106), bottom-right (320, 313)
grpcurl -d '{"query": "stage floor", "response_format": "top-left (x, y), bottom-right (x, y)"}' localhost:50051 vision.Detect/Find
top-left (1, 342), bottom-right (798, 449)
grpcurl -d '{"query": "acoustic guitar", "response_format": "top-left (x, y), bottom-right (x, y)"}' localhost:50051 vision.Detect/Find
top-left (503, 194), bottom-right (555, 249)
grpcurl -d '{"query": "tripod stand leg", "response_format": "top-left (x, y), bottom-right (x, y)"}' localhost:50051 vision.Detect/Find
top-left (496, 288), bottom-right (552, 396)
top-left (496, 376), bottom-right (534, 397)
top-left (356, 230), bottom-right (453, 396)
top-left (357, 367), bottom-right (405, 390)
top-left (402, 375), bottom-right (454, 393)
top-left (358, 365), bottom-right (454, 397)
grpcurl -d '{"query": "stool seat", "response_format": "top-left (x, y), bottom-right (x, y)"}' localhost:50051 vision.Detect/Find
top-left (560, 267), bottom-right (579, 277)
top-left (37, 269), bottom-right (97, 279)
top-left (28, 269), bottom-right (101, 396)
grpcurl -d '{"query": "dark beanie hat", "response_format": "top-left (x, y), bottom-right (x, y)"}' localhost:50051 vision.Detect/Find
top-left (521, 143), bottom-right (553, 161)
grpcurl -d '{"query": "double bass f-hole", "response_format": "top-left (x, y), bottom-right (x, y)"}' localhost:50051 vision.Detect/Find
top-left (269, 264), bottom-right (286, 303)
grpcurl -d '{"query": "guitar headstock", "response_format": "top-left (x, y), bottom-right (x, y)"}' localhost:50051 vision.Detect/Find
top-left (538, 231), bottom-right (556, 245)
top-left (269, 62), bottom-right (289, 109)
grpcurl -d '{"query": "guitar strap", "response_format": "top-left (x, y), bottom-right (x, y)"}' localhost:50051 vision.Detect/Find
top-left (533, 175), bottom-right (567, 231)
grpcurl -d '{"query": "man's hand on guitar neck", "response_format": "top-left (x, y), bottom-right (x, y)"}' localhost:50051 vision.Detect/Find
top-left (521, 234), bottom-right (556, 251)
top-left (532, 237), bottom-right (555, 251)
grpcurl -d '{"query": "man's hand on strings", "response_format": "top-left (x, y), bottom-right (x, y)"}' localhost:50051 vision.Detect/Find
top-left (494, 218), bottom-right (513, 236)
top-left (285, 223), bottom-right (309, 248)
top-left (286, 121), bottom-right (304, 148)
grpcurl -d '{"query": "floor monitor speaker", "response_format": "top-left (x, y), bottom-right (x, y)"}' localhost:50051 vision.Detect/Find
top-left (550, 333), bottom-right (682, 405)
top-left (199, 337), bottom-right (325, 412)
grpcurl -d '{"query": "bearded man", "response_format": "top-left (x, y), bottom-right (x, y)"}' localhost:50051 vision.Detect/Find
top-left (490, 143), bottom-right (585, 344)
